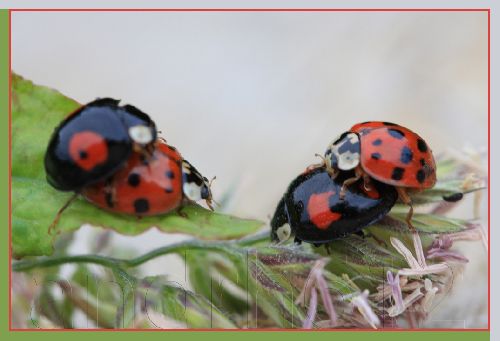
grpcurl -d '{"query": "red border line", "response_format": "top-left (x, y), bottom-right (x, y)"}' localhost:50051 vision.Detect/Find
top-left (8, 8), bottom-right (491, 332)
top-left (9, 8), bottom-right (490, 12)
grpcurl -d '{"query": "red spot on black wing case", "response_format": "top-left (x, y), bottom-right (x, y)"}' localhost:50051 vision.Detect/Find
top-left (307, 191), bottom-right (342, 229)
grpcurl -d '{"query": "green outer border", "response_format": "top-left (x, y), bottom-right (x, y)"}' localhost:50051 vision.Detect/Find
top-left (2, 8), bottom-right (490, 341)
top-left (2, 7), bottom-right (10, 334)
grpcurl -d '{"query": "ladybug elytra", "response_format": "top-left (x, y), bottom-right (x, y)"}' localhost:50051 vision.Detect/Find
top-left (44, 98), bottom-right (157, 191)
top-left (271, 167), bottom-right (398, 245)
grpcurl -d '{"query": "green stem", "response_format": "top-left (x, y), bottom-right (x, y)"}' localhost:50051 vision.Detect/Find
top-left (12, 254), bottom-right (120, 271)
top-left (123, 240), bottom-right (241, 267)
top-left (12, 235), bottom-right (267, 272)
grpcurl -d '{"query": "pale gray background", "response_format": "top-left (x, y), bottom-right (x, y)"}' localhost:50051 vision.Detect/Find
top-left (11, 8), bottom-right (488, 328)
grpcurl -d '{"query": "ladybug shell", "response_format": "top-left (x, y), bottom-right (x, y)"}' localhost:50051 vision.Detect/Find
top-left (44, 98), bottom-right (157, 191)
top-left (81, 142), bottom-right (183, 216)
top-left (350, 121), bottom-right (436, 189)
top-left (271, 167), bottom-right (397, 244)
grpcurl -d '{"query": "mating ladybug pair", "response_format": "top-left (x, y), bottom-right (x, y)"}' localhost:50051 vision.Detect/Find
top-left (44, 98), bottom-right (214, 230)
top-left (45, 101), bottom-right (439, 246)
top-left (271, 121), bottom-right (438, 246)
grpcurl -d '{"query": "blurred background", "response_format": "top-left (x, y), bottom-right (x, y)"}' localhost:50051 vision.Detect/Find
top-left (12, 11), bottom-right (488, 328)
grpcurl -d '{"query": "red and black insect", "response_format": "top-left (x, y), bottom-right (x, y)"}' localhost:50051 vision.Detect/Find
top-left (44, 98), bottom-right (157, 191)
top-left (322, 121), bottom-right (437, 229)
top-left (271, 167), bottom-right (398, 245)
top-left (44, 98), bottom-right (213, 231)
top-left (82, 141), bottom-right (214, 216)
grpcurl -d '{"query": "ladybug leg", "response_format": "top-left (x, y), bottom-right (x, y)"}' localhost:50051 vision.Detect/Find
top-left (48, 193), bottom-right (79, 234)
top-left (306, 154), bottom-right (337, 177)
top-left (104, 177), bottom-right (116, 208)
top-left (339, 166), bottom-right (363, 199)
top-left (176, 207), bottom-right (189, 218)
top-left (358, 229), bottom-right (388, 247)
top-left (313, 242), bottom-right (331, 254)
top-left (396, 187), bottom-right (416, 231)
top-left (324, 243), bottom-right (331, 255)
top-left (205, 199), bottom-right (215, 211)
top-left (361, 171), bottom-right (373, 192)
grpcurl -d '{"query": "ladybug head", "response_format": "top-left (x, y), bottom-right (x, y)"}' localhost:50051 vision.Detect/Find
top-left (181, 160), bottom-right (215, 210)
top-left (325, 132), bottom-right (360, 171)
top-left (270, 198), bottom-right (293, 243)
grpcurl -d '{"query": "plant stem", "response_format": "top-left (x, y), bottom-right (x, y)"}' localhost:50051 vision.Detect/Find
top-left (12, 235), bottom-right (269, 272)
top-left (12, 254), bottom-right (120, 271)
top-left (123, 240), bottom-right (240, 267)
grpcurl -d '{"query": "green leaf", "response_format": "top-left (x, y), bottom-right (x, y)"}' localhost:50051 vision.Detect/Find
top-left (11, 74), bottom-right (264, 258)
top-left (140, 275), bottom-right (237, 328)
top-left (187, 251), bottom-right (249, 315)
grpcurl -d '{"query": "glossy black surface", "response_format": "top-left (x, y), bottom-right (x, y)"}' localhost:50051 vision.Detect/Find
top-left (271, 167), bottom-right (398, 244)
top-left (44, 98), bottom-right (156, 191)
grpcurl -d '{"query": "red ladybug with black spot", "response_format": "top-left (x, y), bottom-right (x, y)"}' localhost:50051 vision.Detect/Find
top-left (81, 141), bottom-right (214, 216)
top-left (322, 121), bottom-right (437, 229)
top-left (45, 98), bottom-right (157, 191)
top-left (271, 167), bottom-right (398, 245)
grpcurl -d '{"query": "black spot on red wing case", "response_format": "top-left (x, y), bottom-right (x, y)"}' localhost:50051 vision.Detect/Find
top-left (400, 146), bottom-right (413, 164)
top-left (274, 167), bottom-right (397, 244)
top-left (417, 138), bottom-right (428, 152)
top-left (166, 170), bottom-right (175, 179)
top-left (416, 169), bottom-right (426, 183)
top-left (391, 167), bottom-right (405, 180)
top-left (134, 198), bottom-right (150, 214)
top-left (128, 173), bottom-right (141, 187)
top-left (387, 128), bottom-right (405, 139)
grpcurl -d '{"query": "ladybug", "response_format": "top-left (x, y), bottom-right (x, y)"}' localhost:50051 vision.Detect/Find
top-left (81, 141), bottom-right (214, 216)
top-left (44, 98), bottom-right (157, 191)
top-left (271, 167), bottom-right (398, 245)
top-left (322, 121), bottom-right (436, 229)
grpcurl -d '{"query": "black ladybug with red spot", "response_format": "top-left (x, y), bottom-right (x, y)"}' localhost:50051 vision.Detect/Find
top-left (271, 167), bottom-right (398, 245)
top-left (45, 98), bottom-right (157, 191)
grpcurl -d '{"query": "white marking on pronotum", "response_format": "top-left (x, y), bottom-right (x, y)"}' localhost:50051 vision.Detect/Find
top-left (129, 125), bottom-right (153, 144)
top-left (337, 150), bottom-right (360, 170)
top-left (183, 182), bottom-right (203, 202)
top-left (276, 223), bottom-right (292, 242)
top-left (328, 132), bottom-right (360, 171)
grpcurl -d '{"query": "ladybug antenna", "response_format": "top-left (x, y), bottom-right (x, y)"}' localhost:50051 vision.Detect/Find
top-left (205, 176), bottom-right (219, 211)
top-left (313, 153), bottom-right (337, 178)
top-left (209, 175), bottom-right (217, 188)
top-left (48, 193), bottom-right (79, 235)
